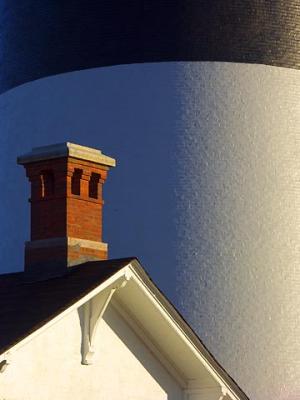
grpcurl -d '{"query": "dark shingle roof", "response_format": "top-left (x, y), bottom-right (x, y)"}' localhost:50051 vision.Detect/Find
top-left (0, 258), bottom-right (134, 355)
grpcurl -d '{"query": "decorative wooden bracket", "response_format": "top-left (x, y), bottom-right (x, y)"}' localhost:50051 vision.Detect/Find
top-left (81, 273), bottom-right (131, 365)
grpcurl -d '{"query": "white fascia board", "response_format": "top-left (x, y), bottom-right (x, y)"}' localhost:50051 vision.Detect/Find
top-left (127, 260), bottom-right (247, 400)
top-left (0, 264), bottom-right (132, 359)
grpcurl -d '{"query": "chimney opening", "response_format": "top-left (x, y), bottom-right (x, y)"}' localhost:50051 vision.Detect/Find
top-left (89, 172), bottom-right (101, 199)
top-left (71, 168), bottom-right (83, 195)
top-left (40, 170), bottom-right (54, 198)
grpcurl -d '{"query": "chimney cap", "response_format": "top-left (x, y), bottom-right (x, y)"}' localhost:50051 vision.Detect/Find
top-left (17, 142), bottom-right (116, 167)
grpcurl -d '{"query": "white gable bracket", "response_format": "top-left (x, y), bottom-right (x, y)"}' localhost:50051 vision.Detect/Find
top-left (81, 271), bottom-right (131, 365)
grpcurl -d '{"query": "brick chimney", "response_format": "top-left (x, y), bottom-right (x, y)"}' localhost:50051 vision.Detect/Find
top-left (17, 143), bottom-right (115, 279)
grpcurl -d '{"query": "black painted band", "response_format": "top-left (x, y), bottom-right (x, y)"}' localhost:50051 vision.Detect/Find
top-left (0, 0), bottom-right (299, 93)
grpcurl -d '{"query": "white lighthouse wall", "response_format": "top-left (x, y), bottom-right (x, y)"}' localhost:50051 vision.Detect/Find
top-left (0, 62), bottom-right (299, 400)
top-left (0, 304), bottom-right (183, 400)
top-left (175, 62), bottom-right (300, 400)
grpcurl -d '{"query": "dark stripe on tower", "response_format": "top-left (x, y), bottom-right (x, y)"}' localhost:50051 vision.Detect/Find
top-left (0, 1), bottom-right (299, 93)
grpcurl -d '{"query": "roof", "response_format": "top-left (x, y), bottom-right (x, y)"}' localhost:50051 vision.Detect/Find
top-left (0, 258), bottom-right (249, 400)
top-left (0, 258), bottom-right (131, 355)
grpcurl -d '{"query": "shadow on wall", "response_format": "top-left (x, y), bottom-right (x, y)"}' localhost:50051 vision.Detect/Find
top-left (0, 63), bottom-right (181, 303)
top-left (77, 303), bottom-right (183, 400)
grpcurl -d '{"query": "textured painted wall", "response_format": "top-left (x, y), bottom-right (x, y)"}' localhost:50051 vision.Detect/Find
top-left (0, 304), bottom-right (183, 399)
top-left (176, 62), bottom-right (300, 400)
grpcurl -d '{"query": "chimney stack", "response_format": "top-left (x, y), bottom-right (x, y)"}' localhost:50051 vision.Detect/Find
top-left (17, 143), bottom-right (115, 279)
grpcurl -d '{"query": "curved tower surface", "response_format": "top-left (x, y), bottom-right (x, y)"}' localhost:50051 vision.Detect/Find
top-left (0, 2), bottom-right (299, 399)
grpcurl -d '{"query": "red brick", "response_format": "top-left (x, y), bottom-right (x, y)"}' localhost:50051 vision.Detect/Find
top-left (21, 153), bottom-right (113, 272)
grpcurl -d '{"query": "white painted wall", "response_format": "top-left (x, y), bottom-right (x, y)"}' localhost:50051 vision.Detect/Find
top-left (0, 61), bottom-right (299, 400)
top-left (176, 62), bottom-right (300, 400)
top-left (0, 304), bottom-right (183, 400)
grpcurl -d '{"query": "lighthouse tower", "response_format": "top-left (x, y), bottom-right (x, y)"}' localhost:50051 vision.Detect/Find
top-left (0, 3), bottom-right (299, 399)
